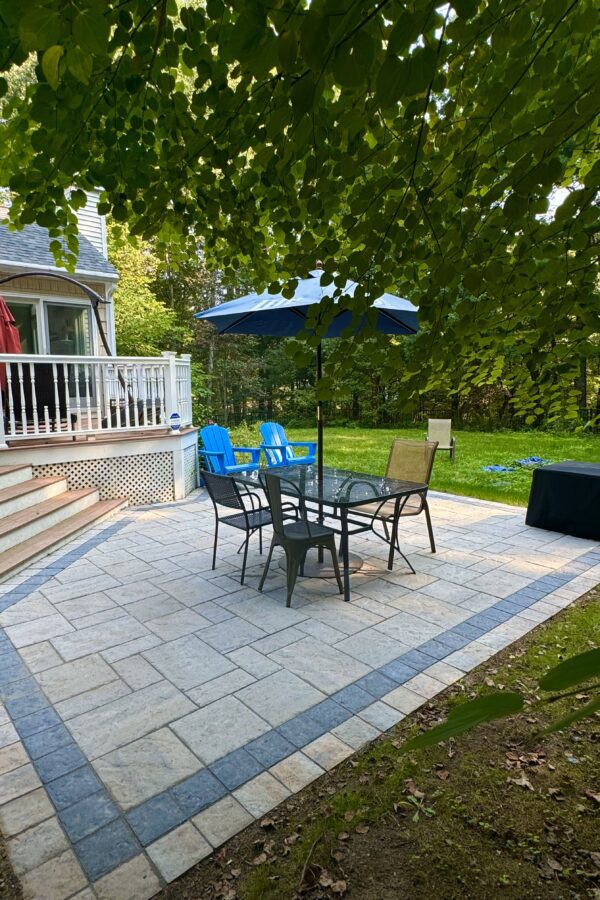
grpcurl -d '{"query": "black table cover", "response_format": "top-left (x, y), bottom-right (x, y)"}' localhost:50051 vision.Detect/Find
top-left (526, 461), bottom-right (600, 540)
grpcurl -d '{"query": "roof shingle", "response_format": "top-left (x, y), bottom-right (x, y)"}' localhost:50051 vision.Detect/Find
top-left (0, 222), bottom-right (118, 279)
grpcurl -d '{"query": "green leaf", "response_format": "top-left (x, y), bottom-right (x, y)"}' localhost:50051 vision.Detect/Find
top-left (66, 47), bottom-right (92, 84)
top-left (41, 45), bottom-right (64, 90)
top-left (73, 10), bottom-right (110, 56)
top-left (19, 6), bottom-right (62, 51)
top-left (0, 77), bottom-right (7, 98)
top-left (277, 31), bottom-right (297, 73)
top-left (291, 76), bottom-right (316, 116)
top-left (543, 694), bottom-right (600, 735)
top-left (402, 693), bottom-right (524, 752)
top-left (539, 649), bottom-right (600, 692)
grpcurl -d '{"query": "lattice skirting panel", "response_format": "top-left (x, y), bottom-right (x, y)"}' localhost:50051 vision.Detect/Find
top-left (32, 452), bottom-right (176, 505)
top-left (183, 444), bottom-right (198, 496)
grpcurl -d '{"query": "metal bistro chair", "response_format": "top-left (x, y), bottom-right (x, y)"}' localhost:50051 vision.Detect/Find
top-left (258, 472), bottom-right (343, 607)
top-left (356, 439), bottom-right (438, 563)
top-left (201, 469), bottom-right (274, 585)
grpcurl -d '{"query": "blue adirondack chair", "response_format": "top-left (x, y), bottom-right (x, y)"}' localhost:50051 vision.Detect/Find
top-left (199, 424), bottom-right (261, 475)
top-left (259, 422), bottom-right (316, 468)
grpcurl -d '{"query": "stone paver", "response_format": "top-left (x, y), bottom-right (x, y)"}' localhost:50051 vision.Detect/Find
top-left (68, 681), bottom-right (195, 758)
top-left (172, 696), bottom-right (270, 764)
top-left (143, 634), bottom-right (236, 689)
top-left (35, 656), bottom-right (116, 703)
top-left (93, 854), bottom-right (161, 900)
top-left (0, 490), bottom-right (597, 897)
top-left (7, 817), bottom-right (69, 874)
top-left (92, 728), bottom-right (201, 809)
top-left (0, 787), bottom-right (54, 837)
top-left (235, 670), bottom-right (326, 726)
top-left (19, 849), bottom-right (87, 900)
top-left (147, 822), bottom-right (211, 882)
top-left (192, 796), bottom-right (254, 847)
top-left (270, 637), bottom-right (370, 692)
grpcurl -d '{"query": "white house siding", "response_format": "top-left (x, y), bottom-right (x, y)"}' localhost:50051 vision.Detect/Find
top-left (75, 190), bottom-right (107, 256)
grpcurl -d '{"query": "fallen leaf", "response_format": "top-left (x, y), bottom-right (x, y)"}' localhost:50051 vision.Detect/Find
top-left (338, 832), bottom-right (350, 841)
top-left (356, 824), bottom-right (369, 834)
top-left (405, 779), bottom-right (425, 800)
top-left (435, 768), bottom-right (450, 781)
top-left (252, 852), bottom-right (267, 866)
top-left (331, 880), bottom-right (348, 895)
top-left (301, 863), bottom-right (322, 889)
top-left (507, 773), bottom-right (533, 791)
top-left (331, 849), bottom-right (346, 862)
top-left (548, 788), bottom-right (565, 801)
top-left (260, 816), bottom-right (275, 829)
top-left (343, 810), bottom-right (355, 822)
top-left (584, 790), bottom-right (600, 805)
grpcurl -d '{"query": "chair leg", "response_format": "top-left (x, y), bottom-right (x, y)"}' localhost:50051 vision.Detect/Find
top-left (259, 526), bottom-right (263, 555)
top-left (212, 519), bottom-right (219, 570)
top-left (240, 534), bottom-right (250, 585)
top-left (286, 555), bottom-right (300, 608)
top-left (327, 539), bottom-right (343, 595)
top-left (259, 540), bottom-right (276, 591)
top-left (424, 501), bottom-right (436, 553)
top-left (382, 517), bottom-right (390, 541)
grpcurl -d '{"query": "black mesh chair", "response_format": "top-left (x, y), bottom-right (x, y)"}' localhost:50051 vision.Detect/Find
top-left (202, 470), bottom-right (275, 585)
top-left (258, 472), bottom-right (343, 607)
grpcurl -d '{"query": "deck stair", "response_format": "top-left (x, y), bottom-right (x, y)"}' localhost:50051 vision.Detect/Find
top-left (0, 465), bottom-right (127, 582)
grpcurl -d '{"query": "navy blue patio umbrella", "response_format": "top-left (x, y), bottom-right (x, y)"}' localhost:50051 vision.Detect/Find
top-left (195, 267), bottom-right (419, 482)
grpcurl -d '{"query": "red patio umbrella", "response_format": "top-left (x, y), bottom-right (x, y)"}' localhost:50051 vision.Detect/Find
top-left (0, 294), bottom-right (22, 392)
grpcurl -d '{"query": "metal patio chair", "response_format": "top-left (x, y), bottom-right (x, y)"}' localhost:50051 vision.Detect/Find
top-left (258, 471), bottom-right (343, 607)
top-left (201, 469), bottom-right (273, 585)
top-left (355, 438), bottom-right (438, 559)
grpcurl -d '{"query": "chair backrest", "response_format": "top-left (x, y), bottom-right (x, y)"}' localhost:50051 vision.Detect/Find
top-left (200, 424), bottom-right (235, 472)
top-left (259, 422), bottom-right (292, 465)
top-left (260, 471), bottom-right (305, 536)
top-left (427, 418), bottom-right (452, 449)
top-left (386, 439), bottom-right (438, 487)
top-left (201, 469), bottom-right (244, 512)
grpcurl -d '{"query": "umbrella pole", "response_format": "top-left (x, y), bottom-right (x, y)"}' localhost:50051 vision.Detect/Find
top-left (317, 342), bottom-right (323, 486)
top-left (316, 343), bottom-right (324, 562)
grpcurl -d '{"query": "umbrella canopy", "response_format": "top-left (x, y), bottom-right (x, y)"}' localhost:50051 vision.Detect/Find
top-left (195, 270), bottom-right (418, 337)
top-left (195, 269), bottom-right (419, 485)
top-left (0, 294), bottom-right (22, 393)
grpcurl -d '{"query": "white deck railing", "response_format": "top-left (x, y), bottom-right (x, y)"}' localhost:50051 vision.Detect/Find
top-left (0, 351), bottom-right (193, 447)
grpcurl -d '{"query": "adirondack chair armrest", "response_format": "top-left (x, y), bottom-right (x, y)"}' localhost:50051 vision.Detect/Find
top-left (233, 446), bottom-right (262, 463)
top-left (199, 449), bottom-right (225, 458)
top-left (288, 441), bottom-right (317, 453)
top-left (260, 443), bottom-right (286, 450)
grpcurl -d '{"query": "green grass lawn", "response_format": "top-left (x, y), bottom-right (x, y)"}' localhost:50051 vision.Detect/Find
top-left (284, 427), bottom-right (599, 506)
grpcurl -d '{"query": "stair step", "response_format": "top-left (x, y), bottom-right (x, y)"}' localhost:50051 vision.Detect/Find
top-left (0, 464), bottom-right (32, 489)
top-left (0, 489), bottom-right (100, 554)
top-left (0, 477), bottom-right (68, 517)
top-left (0, 499), bottom-right (128, 583)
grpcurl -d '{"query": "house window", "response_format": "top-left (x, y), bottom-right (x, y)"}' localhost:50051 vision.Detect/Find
top-left (45, 303), bottom-right (92, 355)
top-left (5, 296), bottom-right (94, 356)
top-left (5, 300), bottom-right (39, 353)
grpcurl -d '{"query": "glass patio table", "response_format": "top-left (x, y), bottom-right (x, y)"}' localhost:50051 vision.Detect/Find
top-left (235, 464), bottom-right (428, 602)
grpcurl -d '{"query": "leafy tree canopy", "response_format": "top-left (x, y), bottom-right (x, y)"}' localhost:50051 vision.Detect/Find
top-left (0, 0), bottom-right (598, 419)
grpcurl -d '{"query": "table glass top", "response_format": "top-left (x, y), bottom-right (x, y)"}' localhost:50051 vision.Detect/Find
top-left (235, 464), bottom-right (427, 508)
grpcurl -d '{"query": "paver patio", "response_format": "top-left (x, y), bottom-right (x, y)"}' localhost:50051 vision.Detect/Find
top-left (0, 489), bottom-right (598, 899)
